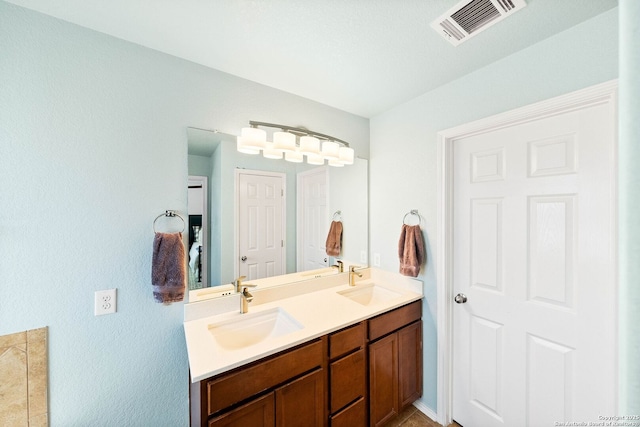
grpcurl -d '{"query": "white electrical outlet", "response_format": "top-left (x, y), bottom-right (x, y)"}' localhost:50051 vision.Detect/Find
top-left (374, 253), bottom-right (381, 267)
top-left (94, 289), bottom-right (117, 316)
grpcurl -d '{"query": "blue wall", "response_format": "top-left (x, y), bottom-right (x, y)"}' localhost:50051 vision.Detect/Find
top-left (0, 0), bottom-right (629, 423)
top-left (0, 2), bottom-right (368, 424)
top-left (619, 0), bottom-right (640, 414)
top-left (369, 8), bottom-right (619, 413)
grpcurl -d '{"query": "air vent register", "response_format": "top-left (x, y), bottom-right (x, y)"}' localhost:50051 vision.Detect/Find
top-left (430, 0), bottom-right (527, 46)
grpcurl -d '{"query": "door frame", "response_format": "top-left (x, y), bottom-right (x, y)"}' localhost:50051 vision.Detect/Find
top-left (234, 168), bottom-right (287, 279)
top-left (435, 80), bottom-right (619, 425)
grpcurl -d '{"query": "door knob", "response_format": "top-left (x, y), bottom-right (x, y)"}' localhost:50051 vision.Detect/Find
top-left (241, 256), bottom-right (247, 262)
top-left (454, 293), bottom-right (468, 304)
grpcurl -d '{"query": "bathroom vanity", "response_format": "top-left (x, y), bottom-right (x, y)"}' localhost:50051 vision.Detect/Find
top-left (184, 268), bottom-right (423, 427)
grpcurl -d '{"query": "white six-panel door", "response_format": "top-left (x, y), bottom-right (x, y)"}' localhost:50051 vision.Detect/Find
top-left (451, 96), bottom-right (616, 426)
top-left (297, 167), bottom-right (329, 272)
top-left (237, 170), bottom-right (285, 280)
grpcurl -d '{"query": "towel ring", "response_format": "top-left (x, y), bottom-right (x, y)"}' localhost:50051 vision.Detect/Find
top-left (153, 210), bottom-right (185, 233)
top-left (403, 209), bottom-right (421, 226)
top-left (332, 210), bottom-right (342, 221)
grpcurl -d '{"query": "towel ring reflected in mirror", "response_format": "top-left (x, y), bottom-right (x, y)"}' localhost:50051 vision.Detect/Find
top-left (153, 210), bottom-right (186, 233)
top-left (403, 209), bottom-right (421, 226)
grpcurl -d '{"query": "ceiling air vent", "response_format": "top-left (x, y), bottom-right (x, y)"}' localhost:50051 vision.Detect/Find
top-left (430, 0), bottom-right (527, 46)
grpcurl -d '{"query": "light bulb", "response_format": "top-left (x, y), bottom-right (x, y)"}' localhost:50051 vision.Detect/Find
top-left (322, 141), bottom-right (340, 160)
top-left (273, 131), bottom-right (296, 152)
top-left (285, 148), bottom-right (304, 163)
top-left (240, 127), bottom-right (266, 150)
top-left (338, 147), bottom-right (354, 165)
top-left (237, 136), bottom-right (260, 154)
top-left (306, 153), bottom-right (325, 165)
top-left (299, 136), bottom-right (320, 155)
top-left (262, 141), bottom-right (283, 159)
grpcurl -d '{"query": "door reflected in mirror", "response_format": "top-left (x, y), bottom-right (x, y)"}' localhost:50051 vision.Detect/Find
top-left (186, 127), bottom-right (368, 296)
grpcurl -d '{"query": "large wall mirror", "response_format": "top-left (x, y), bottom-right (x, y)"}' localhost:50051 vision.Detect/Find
top-left (187, 127), bottom-right (368, 295)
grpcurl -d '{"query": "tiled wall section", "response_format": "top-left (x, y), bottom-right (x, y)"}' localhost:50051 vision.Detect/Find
top-left (0, 327), bottom-right (48, 426)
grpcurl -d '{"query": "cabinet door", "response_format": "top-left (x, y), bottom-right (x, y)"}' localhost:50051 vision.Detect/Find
top-left (368, 333), bottom-right (399, 427)
top-left (275, 368), bottom-right (325, 427)
top-left (330, 349), bottom-right (365, 413)
top-left (398, 321), bottom-right (422, 408)
top-left (209, 393), bottom-right (275, 427)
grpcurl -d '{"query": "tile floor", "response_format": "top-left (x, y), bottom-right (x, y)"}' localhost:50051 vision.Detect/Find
top-left (383, 405), bottom-right (462, 427)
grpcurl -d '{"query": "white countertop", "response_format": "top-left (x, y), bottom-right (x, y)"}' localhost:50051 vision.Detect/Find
top-left (183, 268), bottom-right (423, 383)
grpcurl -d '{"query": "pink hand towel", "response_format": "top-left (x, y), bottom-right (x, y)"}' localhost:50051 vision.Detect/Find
top-left (398, 224), bottom-right (425, 277)
top-left (152, 232), bottom-right (186, 304)
top-left (325, 221), bottom-right (343, 257)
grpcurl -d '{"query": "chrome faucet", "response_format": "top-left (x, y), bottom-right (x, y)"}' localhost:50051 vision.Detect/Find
top-left (240, 287), bottom-right (254, 314)
top-left (331, 260), bottom-right (344, 273)
top-left (349, 265), bottom-right (363, 286)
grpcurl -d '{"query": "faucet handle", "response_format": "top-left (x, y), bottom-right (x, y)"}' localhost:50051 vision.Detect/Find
top-left (234, 276), bottom-right (247, 289)
top-left (242, 287), bottom-right (254, 301)
top-left (240, 286), bottom-right (254, 313)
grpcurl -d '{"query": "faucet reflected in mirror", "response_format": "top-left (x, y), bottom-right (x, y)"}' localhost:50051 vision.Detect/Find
top-left (186, 127), bottom-right (368, 300)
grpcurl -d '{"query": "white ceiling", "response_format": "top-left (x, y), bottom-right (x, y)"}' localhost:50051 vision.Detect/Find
top-left (5, 0), bottom-right (618, 118)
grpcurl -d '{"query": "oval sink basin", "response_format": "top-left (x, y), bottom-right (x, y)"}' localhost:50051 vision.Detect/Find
top-left (337, 284), bottom-right (401, 306)
top-left (208, 307), bottom-right (303, 350)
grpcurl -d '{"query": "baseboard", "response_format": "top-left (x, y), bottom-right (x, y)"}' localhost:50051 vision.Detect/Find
top-left (413, 400), bottom-right (438, 423)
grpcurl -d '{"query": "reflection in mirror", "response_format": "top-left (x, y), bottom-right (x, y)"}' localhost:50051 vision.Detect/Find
top-left (186, 127), bottom-right (368, 296)
top-left (187, 176), bottom-right (207, 288)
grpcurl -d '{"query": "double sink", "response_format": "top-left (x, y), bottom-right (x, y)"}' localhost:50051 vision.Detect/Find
top-left (184, 268), bottom-right (423, 381)
top-left (208, 283), bottom-right (401, 351)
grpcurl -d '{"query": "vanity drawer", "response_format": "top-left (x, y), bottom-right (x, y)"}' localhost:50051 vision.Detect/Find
top-left (329, 321), bottom-right (365, 359)
top-left (330, 396), bottom-right (366, 427)
top-left (206, 338), bottom-right (325, 415)
top-left (368, 300), bottom-right (421, 341)
top-left (330, 349), bottom-right (365, 412)
top-left (208, 393), bottom-right (274, 427)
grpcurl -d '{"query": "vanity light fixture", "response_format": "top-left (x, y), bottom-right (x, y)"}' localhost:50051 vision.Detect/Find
top-left (238, 121), bottom-right (355, 167)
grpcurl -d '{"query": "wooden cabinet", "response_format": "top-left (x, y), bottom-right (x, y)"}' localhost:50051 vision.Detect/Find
top-left (191, 338), bottom-right (326, 427)
top-left (191, 301), bottom-right (422, 427)
top-left (330, 397), bottom-right (366, 427)
top-left (328, 322), bottom-right (366, 426)
top-left (398, 321), bottom-right (422, 407)
top-left (369, 333), bottom-right (398, 426)
top-left (368, 301), bottom-right (422, 427)
top-left (275, 369), bottom-right (325, 427)
top-left (209, 369), bottom-right (324, 427)
top-left (209, 394), bottom-right (274, 427)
